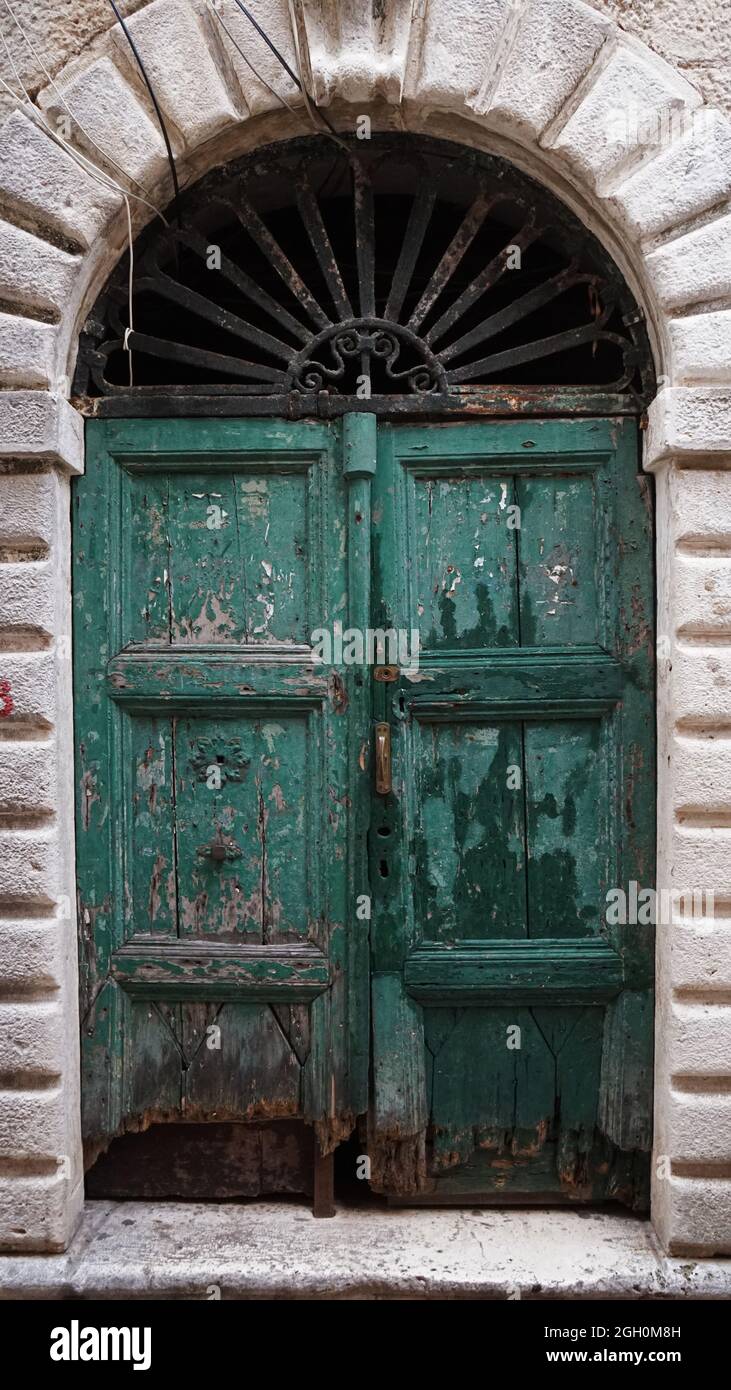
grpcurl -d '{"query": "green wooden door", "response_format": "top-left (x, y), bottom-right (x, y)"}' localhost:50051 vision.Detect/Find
top-left (368, 418), bottom-right (654, 1207)
top-left (74, 418), bottom-right (369, 1164)
top-left (75, 414), bottom-right (653, 1207)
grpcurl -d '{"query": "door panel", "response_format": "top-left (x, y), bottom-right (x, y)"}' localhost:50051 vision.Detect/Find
top-left (370, 419), bottom-right (654, 1207)
top-left (413, 720), bottom-right (527, 941)
top-left (74, 418), bottom-right (368, 1162)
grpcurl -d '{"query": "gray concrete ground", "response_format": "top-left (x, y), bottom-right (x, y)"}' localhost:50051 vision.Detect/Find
top-left (1, 1201), bottom-right (731, 1299)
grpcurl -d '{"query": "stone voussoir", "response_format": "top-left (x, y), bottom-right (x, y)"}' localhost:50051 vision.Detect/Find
top-left (608, 109), bottom-right (731, 241)
top-left (111, 0), bottom-right (242, 149)
top-left (479, 0), bottom-right (611, 139)
top-left (0, 109), bottom-right (120, 251)
top-left (404, 0), bottom-right (512, 107)
top-left (39, 55), bottom-right (169, 191)
top-left (212, 0), bottom-right (304, 116)
top-left (547, 39), bottom-right (702, 189)
top-left (300, 0), bottom-right (413, 105)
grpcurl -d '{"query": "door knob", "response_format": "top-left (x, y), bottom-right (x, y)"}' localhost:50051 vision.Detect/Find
top-left (197, 835), bottom-right (241, 862)
top-left (375, 722), bottom-right (391, 795)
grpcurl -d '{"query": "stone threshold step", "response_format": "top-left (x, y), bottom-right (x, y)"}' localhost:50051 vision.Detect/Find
top-left (1, 1202), bottom-right (731, 1300)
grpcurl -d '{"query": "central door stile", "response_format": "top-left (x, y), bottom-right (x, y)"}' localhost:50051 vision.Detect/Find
top-left (313, 414), bottom-right (375, 1156)
top-left (368, 422), bottom-right (430, 1194)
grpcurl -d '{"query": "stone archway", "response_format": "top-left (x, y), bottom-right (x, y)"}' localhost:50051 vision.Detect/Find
top-left (0, 0), bottom-right (729, 1256)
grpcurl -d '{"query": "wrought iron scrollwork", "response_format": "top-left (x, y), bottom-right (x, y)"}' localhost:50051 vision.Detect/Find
top-left (74, 134), bottom-right (655, 411)
top-left (286, 320), bottom-right (447, 394)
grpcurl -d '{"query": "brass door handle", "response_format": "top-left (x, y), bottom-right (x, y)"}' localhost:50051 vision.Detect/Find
top-left (375, 722), bottom-right (391, 795)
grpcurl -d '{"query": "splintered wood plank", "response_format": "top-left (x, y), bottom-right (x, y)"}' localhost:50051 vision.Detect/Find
top-left (412, 720), bottom-right (526, 941)
top-left (129, 717), bottom-right (177, 936)
top-left (183, 1002), bottom-right (301, 1120)
top-left (425, 1006), bottom-right (555, 1174)
top-left (125, 999), bottom-right (184, 1130)
top-left (85, 1121), bottom-right (313, 1199)
top-left (412, 473), bottom-right (519, 651)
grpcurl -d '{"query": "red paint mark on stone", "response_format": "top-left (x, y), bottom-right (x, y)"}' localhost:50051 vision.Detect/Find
top-left (0, 680), bottom-right (13, 718)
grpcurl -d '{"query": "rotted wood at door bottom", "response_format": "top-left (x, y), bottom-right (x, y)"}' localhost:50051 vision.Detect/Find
top-left (85, 1121), bottom-right (314, 1199)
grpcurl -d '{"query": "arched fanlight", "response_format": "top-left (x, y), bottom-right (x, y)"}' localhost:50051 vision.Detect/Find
top-left (75, 134), bottom-right (654, 413)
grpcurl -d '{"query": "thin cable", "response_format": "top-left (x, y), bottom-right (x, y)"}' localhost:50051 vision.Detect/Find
top-left (0, 36), bottom-right (138, 383)
top-left (285, 0), bottom-right (351, 154)
top-left (208, 1), bottom-right (297, 117)
top-left (230, 0), bottom-right (344, 144)
top-left (123, 196), bottom-right (134, 385)
top-left (2, 0), bottom-right (164, 213)
top-left (108, 0), bottom-right (182, 227)
top-left (0, 16), bottom-right (166, 227)
top-left (231, 0), bottom-right (302, 90)
top-left (285, 0), bottom-right (322, 135)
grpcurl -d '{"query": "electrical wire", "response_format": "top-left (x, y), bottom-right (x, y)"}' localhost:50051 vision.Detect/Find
top-left (230, 0), bottom-right (348, 148)
top-left (2, 0), bottom-right (165, 214)
top-left (208, 0), bottom-right (298, 117)
top-left (108, 0), bottom-right (182, 227)
top-left (0, 22), bottom-right (145, 383)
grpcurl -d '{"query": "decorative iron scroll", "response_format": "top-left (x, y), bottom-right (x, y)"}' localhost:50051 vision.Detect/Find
top-left (74, 135), bottom-right (655, 407)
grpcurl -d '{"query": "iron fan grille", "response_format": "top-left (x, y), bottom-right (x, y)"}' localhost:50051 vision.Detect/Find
top-left (74, 134), bottom-right (655, 416)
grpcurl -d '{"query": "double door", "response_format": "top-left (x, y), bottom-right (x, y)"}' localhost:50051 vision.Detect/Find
top-left (74, 415), bottom-right (654, 1204)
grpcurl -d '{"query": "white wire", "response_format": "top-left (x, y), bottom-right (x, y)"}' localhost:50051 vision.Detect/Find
top-left (207, 0), bottom-right (298, 117)
top-left (285, 0), bottom-right (351, 154)
top-left (1, 0), bottom-right (167, 223)
top-left (0, 25), bottom-right (141, 384)
top-left (286, 0), bottom-right (325, 135)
